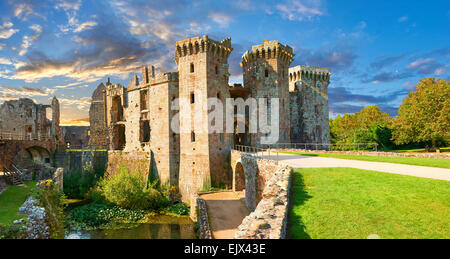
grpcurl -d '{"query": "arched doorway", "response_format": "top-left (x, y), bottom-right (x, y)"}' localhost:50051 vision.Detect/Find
top-left (234, 161), bottom-right (245, 191)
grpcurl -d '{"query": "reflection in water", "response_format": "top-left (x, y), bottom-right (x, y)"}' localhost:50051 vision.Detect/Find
top-left (66, 215), bottom-right (196, 239)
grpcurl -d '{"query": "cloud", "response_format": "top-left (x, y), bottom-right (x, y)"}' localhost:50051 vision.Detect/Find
top-left (275, 0), bottom-right (324, 21)
top-left (0, 22), bottom-right (19, 39)
top-left (370, 54), bottom-right (405, 69)
top-left (60, 118), bottom-right (89, 126)
top-left (406, 57), bottom-right (443, 74)
top-left (328, 86), bottom-right (409, 116)
top-left (0, 85), bottom-right (51, 98)
top-left (0, 57), bottom-right (13, 65)
top-left (58, 96), bottom-right (91, 111)
top-left (73, 21), bottom-right (98, 33)
top-left (398, 16), bottom-right (408, 22)
top-left (208, 12), bottom-right (233, 28)
top-left (361, 71), bottom-right (411, 84)
top-left (434, 65), bottom-right (449, 76)
top-left (19, 24), bottom-right (42, 56)
top-left (294, 45), bottom-right (357, 71)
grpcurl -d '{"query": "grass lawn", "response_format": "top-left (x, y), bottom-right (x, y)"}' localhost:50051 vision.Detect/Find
top-left (281, 151), bottom-right (450, 169)
top-left (289, 168), bottom-right (450, 239)
top-left (0, 181), bottom-right (37, 226)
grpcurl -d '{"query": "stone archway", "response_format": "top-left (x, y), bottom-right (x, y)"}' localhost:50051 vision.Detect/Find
top-left (26, 146), bottom-right (51, 165)
top-left (234, 161), bottom-right (245, 191)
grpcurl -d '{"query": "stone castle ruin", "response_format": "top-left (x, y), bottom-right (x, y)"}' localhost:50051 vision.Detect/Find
top-left (89, 35), bottom-right (331, 203)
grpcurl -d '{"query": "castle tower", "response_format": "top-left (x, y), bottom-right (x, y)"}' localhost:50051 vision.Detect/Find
top-left (174, 35), bottom-right (233, 201)
top-left (241, 40), bottom-right (294, 146)
top-left (51, 96), bottom-right (61, 142)
top-left (289, 65), bottom-right (331, 144)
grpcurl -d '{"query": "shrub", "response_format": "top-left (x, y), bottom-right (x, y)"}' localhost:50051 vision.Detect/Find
top-left (0, 224), bottom-right (26, 239)
top-left (165, 203), bottom-right (190, 216)
top-left (99, 167), bottom-right (167, 210)
top-left (63, 165), bottom-right (105, 199)
top-left (36, 179), bottom-right (67, 239)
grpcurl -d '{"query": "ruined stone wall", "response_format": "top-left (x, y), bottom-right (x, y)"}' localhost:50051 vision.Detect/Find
top-left (175, 35), bottom-right (233, 202)
top-left (105, 81), bottom-right (127, 150)
top-left (105, 151), bottom-right (151, 179)
top-left (61, 126), bottom-right (90, 147)
top-left (88, 83), bottom-right (107, 146)
top-left (0, 98), bottom-right (55, 140)
top-left (229, 151), bottom-right (293, 239)
top-left (289, 65), bottom-right (330, 144)
top-left (241, 40), bottom-right (294, 145)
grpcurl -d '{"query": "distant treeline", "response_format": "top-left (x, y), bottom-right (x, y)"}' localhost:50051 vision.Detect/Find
top-left (330, 78), bottom-right (449, 150)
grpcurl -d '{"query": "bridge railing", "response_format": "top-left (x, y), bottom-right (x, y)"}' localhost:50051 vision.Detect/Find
top-left (233, 145), bottom-right (281, 163)
top-left (256, 143), bottom-right (378, 152)
top-left (0, 131), bottom-right (52, 142)
top-left (65, 144), bottom-right (109, 151)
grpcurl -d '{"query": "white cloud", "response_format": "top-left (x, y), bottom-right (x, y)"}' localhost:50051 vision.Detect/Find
top-left (14, 3), bottom-right (34, 19)
top-left (275, 0), bottom-right (324, 21)
top-left (407, 58), bottom-right (433, 69)
top-left (0, 22), bottom-right (19, 39)
top-left (398, 16), bottom-right (408, 22)
top-left (0, 58), bottom-right (12, 65)
top-left (19, 24), bottom-right (42, 56)
top-left (208, 12), bottom-right (233, 28)
top-left (434, 65), bottom-right (448, 76)
top-left (73, 21), bottom-right (97, 32)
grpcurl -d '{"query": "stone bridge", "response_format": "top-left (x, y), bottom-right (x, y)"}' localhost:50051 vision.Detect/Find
top-left (230, 150), bottom-right (290, 211)
top-left (0, 139), bottom-right (61, 170)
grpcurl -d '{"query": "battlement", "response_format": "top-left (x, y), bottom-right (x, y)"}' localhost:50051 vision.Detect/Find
top-left (174, 35), bottom-right (233, 64)
top-left (139, 65), bottom-right (178, 87)
top-left (289, 65), bottom-right (330, 82)
top-left (241, 40), bottom-right (295, 67)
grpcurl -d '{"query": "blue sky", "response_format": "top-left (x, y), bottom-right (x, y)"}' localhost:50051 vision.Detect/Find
top-left (0, 0), bottom-right (448, 125)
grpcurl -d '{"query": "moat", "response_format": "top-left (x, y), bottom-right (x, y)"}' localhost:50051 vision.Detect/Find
top-left (65, 215), bottom-right (196, 239)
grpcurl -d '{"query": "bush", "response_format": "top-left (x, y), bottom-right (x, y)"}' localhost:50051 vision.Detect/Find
top-left (35, 179), bottom-right (67, 239)
top-left (68, 203), bottom-right (147, 230)
top-left (165, 203), bottom-right (190, 216)
top-left (63, 165), bottom-right (105, 199)
top-left (0, 224), bottom-right (26, 239)
top-left (99, 167), bottom-right (167, 210)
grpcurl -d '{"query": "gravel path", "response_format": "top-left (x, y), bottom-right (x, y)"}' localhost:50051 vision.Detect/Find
top-left (262, 153), bottom-right (450, 181)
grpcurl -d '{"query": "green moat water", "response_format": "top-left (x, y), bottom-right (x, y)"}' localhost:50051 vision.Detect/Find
top-left (65, 215), bottom-right (196, 239)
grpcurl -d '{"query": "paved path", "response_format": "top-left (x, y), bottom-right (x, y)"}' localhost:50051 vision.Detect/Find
top-left (262, 152), bottom-right (450, 181)
top-left (200, 191), bottom-right (250, 239)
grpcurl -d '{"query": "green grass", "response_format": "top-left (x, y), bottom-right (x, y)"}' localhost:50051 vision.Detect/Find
top-left (0, 181), bottom-right (37, 226)
top-left (289, 168), bottom-right (450, 239)
top-left (281, 151), bottom-right (450, 169)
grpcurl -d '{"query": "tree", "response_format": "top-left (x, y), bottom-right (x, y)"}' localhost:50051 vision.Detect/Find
top-left (329, 106), bottom-right (394, 146)
top-left (392, 78), bottom-right (450, 148)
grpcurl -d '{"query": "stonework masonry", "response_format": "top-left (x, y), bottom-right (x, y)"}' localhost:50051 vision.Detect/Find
top-left (89, 34), bottom-right (330, 205)
top-left (289, 65), bottom-right (330, 144)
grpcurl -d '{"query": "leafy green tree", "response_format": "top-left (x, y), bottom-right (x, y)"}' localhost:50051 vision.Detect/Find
top-left (392, 78), bottom-right (450, 148)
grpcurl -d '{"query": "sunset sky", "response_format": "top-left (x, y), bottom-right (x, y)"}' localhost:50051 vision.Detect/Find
top-left (0, 0), bottom-right (449, 126)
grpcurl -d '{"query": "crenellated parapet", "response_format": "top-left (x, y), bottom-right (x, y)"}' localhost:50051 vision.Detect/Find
top-left (138, 65), bottom-right (178, 88)
top-left (289, 65), bottom-right (331, 83)
top-left (174, 35), bottom-right (233, 65)
top-left (241, 40), bottom-right (295, 68)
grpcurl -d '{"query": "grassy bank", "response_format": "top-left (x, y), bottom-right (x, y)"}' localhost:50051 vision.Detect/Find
top-left (0, 181), bottom-right (37, 225)
top-left (289, 168), bottom-right (450, 239)
top-left (280, 151), bottom-right (450, 168)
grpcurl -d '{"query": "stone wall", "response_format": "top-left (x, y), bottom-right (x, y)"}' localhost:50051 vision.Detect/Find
top-left (196, 198), bottom-right (212, 239)
top-left (289, 65), bottom-right (330, 144)
top-left (235, 163), bottom-right (292, 239)
top-left (64, 150), bottom-right (108, 173)
top-left (89, 83), bottom-right (107, 146)
top-left (62, 126), bottom-right (90, 147)
top-left (105, 151), bottom-right (151, 179)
